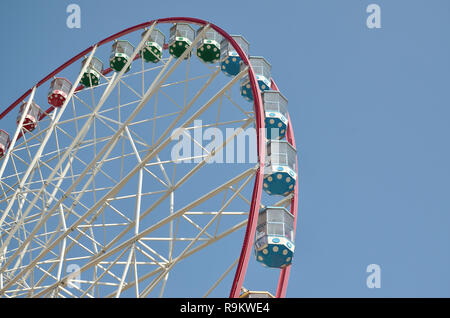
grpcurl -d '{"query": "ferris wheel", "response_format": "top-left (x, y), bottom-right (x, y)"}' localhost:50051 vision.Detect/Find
top-left (0, 17), bottom-right (299, 298)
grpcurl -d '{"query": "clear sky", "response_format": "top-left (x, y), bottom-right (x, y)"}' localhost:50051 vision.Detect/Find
top-left (1, 0), bottom-right (450, 297)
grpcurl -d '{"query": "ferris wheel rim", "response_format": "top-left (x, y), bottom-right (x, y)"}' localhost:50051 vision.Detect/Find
top-left (1, 17), bottom-right (258, 120)
top-left (0, 17), bottom-right (298, 298)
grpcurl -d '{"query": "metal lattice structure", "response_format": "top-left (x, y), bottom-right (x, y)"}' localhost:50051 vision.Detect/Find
top-left (0, 17), bottom-right (298, 298)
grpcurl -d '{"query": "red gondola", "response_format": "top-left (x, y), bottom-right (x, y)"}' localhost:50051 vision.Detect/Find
top-left (48, 77), bottom-right (72, 108)
top-left (0, 129), bottom-right (10, 158)
top-left (17, 101), bottom-right (41, 132)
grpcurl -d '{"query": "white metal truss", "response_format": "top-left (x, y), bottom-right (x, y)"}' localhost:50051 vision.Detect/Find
top-left (0, 23), bottom-right (262, 298)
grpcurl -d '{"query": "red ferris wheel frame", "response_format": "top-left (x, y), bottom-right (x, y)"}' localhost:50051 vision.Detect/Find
top-left (0, 17), bottom-right (299, 298)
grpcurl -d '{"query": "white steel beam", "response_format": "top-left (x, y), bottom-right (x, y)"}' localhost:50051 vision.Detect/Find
top-left (31, 166), bottom-right (255, 297)
top-left (0, 87), bottom-right (36, 180)
top-left (0, 25), bottom-right (213, 292)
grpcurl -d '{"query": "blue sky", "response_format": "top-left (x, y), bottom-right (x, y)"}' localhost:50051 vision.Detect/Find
top-left (1, 0), bottom-right (450, 297)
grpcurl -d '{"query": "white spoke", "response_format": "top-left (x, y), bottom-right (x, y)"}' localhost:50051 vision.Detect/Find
top-left (0, 20), bottom-right (292, 299)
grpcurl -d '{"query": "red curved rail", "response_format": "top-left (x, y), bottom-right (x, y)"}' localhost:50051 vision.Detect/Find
top-left (0, 17), bottom-right (297, 298)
